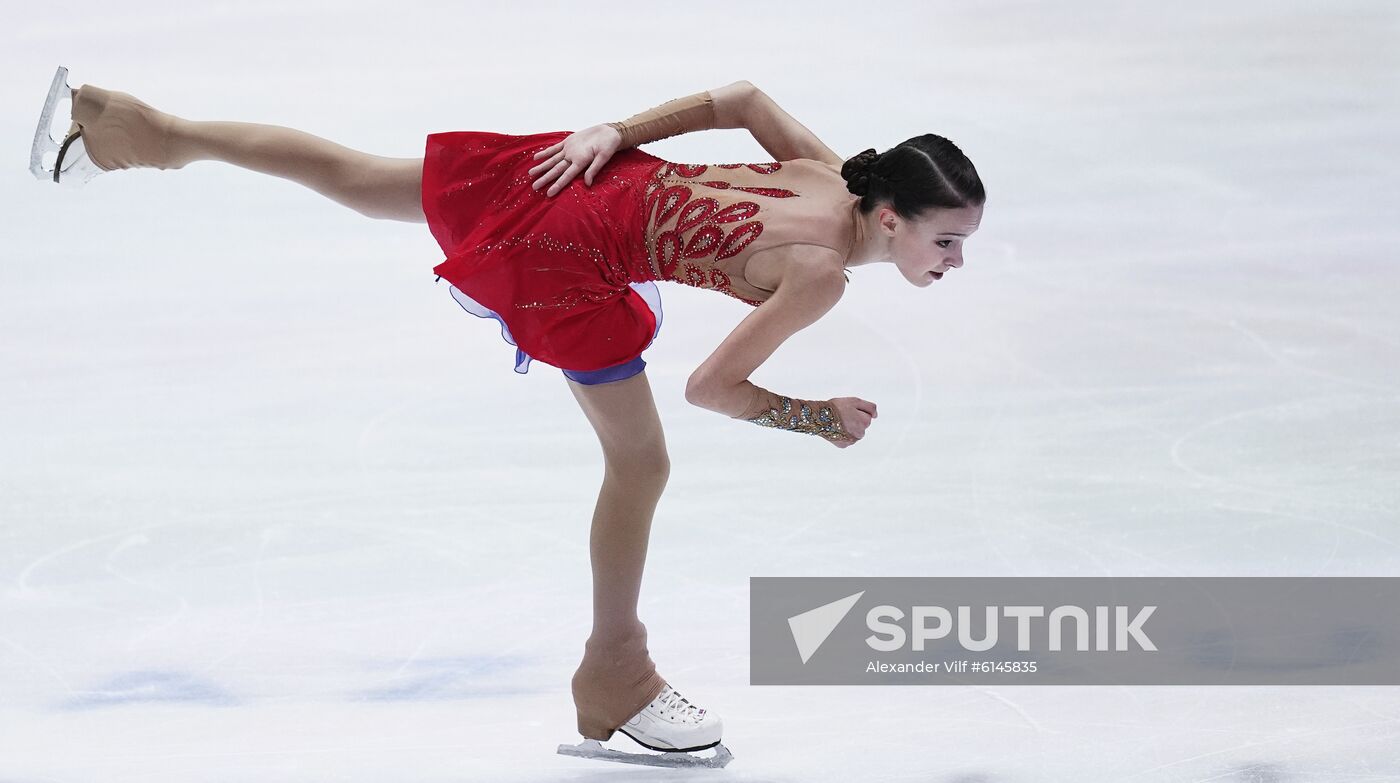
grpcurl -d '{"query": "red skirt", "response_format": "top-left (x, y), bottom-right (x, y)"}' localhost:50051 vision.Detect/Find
top-left (422, 130), bottom-right (664, 383)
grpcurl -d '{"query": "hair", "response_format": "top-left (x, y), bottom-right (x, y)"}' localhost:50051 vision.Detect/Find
top-left (840, 134), bottom-right (985, 219)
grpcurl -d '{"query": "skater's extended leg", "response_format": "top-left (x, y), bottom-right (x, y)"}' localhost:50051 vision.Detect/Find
top-left (167, 118), bottom-right (426, 223)
top-left (64, 82), bottom-right (425, 222)
top-left (565, 369), bottom-right (670, 739)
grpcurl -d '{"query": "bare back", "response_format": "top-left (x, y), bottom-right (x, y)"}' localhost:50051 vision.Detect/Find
top-left (639, 158), bottom-right (853, 306)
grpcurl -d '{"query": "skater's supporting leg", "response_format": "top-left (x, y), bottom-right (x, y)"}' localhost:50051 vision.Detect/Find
top-left (567, 369), bottom-right (670, 639)
top-left (167, 118), bottom-right (426, 223)
top-left (566, 370), bottom-right (670, 737)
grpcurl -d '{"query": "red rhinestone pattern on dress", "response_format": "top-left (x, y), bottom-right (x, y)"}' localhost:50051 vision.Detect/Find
top-left (641, 161), bottom-right (799, 307)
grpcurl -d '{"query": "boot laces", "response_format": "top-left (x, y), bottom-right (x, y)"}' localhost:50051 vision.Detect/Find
top-left (657, 685), bottom-right (700, 721)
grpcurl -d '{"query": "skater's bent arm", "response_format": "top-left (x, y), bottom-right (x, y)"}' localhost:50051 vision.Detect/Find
top-left (606, 81), bottom-right (753, 149)
top-left (737, 83), bottom-right (844, 166)
top-left (709, 81), bottom-right (760, 129)
top-left (684, 257), bottom-right (846, 419)
top-left (604, 81), bottom-right (825, 154)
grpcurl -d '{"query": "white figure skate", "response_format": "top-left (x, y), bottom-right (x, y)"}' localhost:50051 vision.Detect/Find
top-left (556, 683), bottom-right (733, 768)
top-left (30, 66), bottom-right (102, 188)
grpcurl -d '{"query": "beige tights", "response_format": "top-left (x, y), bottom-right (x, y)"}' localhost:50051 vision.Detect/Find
top-left (565, 373), bottom-right (673, 739)
top-left (70, 84), bottom-right (425, 223)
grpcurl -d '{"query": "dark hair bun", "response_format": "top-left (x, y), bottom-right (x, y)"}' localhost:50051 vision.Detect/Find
top-left (842, 135), bottom-right (985, 217)
top-left (842, 148), bottom-right (880, 196)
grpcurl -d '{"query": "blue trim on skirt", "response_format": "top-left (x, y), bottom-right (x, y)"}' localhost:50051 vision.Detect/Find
top-left (440, 276), bottom-right (662, 385)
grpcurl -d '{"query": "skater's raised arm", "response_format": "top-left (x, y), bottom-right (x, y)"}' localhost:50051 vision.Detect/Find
top-left (530, 80), bottom-right (820, 195)
top-left (683, 257), bottom-right (876, 447)
top-left (605, 88), bottom-right (716, 150)
top-left (604, 80), bottom-right (843, 166)
top-left (530, 82), bottom-right (747, 196)
top-left (728, 80), bottom-right (834, 165)
top-left (604, 80), bottom-right (760, 150)
top-left (735, 82), bottom-right (844, 166)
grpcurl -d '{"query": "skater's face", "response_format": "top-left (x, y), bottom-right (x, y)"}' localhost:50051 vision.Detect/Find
top-left (882, 204), bottom-right (983, 287)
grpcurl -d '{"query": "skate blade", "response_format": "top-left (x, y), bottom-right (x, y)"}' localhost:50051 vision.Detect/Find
top-left (556, 738), bottom-right (734, 769)
top-left (30, 65), bottom-right (102, 188)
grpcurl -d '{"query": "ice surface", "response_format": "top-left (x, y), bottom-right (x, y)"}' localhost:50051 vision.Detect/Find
top-left (2, 1), bottom-right (1398, 781)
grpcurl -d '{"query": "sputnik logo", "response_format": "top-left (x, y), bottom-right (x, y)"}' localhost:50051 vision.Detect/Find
top-left (787, 591), bottom-right (865, 664)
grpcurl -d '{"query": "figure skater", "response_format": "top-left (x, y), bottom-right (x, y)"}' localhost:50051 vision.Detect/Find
top-left (30, 65), bottom-right (985, 767)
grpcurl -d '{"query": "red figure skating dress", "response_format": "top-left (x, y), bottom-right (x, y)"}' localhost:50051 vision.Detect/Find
top-left (422, 129), bottom-right (819, 385)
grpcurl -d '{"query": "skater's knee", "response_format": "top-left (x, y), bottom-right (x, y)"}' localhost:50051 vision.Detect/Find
top-left (344, 156), bottom-right (424, 222)
top-left (602, 446), bottom-right (670, 486)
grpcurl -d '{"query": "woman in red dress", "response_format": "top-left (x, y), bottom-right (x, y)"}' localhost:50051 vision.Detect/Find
top-left (35, 69), bottom-right (986, 764)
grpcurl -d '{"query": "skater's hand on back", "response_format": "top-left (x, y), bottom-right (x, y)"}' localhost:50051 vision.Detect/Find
top-left (529, 124), bottom-right (623, 197)
top-left (827, 397), bottom-right (877, 448)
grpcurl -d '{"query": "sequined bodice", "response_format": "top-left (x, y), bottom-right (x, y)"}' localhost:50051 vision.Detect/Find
top-left (632, 159), bottom-right (849, 306)
top-left (427, 131), bottom-right (853, 325)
